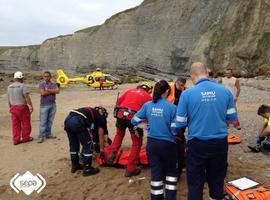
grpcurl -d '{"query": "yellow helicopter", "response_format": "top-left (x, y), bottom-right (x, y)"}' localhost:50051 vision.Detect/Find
top-left (56, 68), bottom-right (120, 89)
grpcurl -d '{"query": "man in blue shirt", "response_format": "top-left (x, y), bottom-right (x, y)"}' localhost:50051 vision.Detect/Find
top-left (38, 71), bottom-right (59, 143)
top-left (172, 62), bottom-right (237, 200)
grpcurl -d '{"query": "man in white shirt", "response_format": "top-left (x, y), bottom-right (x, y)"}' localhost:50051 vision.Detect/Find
top-left (221, 68), bottom-right (241, 130)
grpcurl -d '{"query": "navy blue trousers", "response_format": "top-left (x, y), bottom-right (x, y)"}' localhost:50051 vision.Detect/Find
top-left (64, 114), bottom-right (93, 165)
top-left (147, 137), bottom-right (178, 200)
top-left (187, 137), bottom-right (228, 200)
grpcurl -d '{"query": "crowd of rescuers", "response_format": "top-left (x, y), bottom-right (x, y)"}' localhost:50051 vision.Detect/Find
top-left (7, 63), bottom-right (270, 200)
top-left (62, 63), bottom-right (242, 200)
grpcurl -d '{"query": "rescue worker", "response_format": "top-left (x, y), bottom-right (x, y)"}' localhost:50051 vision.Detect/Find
top-left (248, 105), bottom-right (270, 152)
top-left (221, 68), bottom-right (241, 130)
top-left (64, 106), bottom-right (110, 176)
top-left (172, 62), bottom-right (237, 200)
top-left (106, 82), bottom-right (152, 177)
top-left (167, 77), bottom-right (186, 105)
top-left (7, 71), bottom-right (34, 145)
top-left (99, 77), bottom-right (105, 90)
top-left (92, 107), bottom-right (112, 152)
top-left (167, 77), bottom-right (187, 178)
top-left (131, 80), bottom-right (178, 200)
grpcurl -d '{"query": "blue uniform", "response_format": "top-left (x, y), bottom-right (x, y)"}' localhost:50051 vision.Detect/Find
top-left (132, 98), bottom-right (177, 143)
top-left (172, 78), bottom-right (237, 140)
top-left (172, 78), bottom-right (237, 200)
top-left (131, 98), bottom-right (178, 200)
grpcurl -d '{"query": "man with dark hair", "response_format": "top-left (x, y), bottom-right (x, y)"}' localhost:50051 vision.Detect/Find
top-left (221, 68), bottom-right (241, 130)
top-left (167, 77), bottom-right (187, 178)
top-left (248, 105), bottom-right (270, 152)
top-left (38, 71), bottom-right (59, 143)
top-left (7, 71), bottom-right (34, 145)
top-left (167, 77), bottom-right (186, 106)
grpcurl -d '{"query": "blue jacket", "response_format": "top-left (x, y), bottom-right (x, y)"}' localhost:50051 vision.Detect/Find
top-left (131, 98), bottom-right (177, 143)
top-left (172, 78), bottom-right (237, 141)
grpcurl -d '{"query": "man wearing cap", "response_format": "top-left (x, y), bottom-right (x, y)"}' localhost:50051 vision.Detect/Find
top-left (7, 71), bottom-right (33, 145)
top-left (38, 71), bottom-right (59, 143)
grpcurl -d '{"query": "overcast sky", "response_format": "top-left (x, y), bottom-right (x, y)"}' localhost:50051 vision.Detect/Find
top-left (0, 0), bottom-right (143, 46)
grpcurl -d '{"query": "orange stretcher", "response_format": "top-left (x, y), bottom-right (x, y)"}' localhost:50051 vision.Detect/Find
top-left (228, 134), bottom-right (241, 144)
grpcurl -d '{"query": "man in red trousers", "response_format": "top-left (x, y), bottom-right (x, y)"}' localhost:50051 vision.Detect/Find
top-left (7, 71), bottom-right (33, 145)
top-left (106, 82), bottom-right (152, 177)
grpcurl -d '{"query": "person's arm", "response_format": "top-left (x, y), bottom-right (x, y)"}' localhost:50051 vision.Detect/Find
top-left (171, 104), bottom-right (177, 124)
top-left (104, 134), bottom-right (110, 147)
top-left (40, 88), bottom-right (50, 96)
top-left (39, 83), bottom-right (59, 95)
top-left (39, 83), bottom-right (50, 96)
top-left (258, 122), bottom-right (267, 135)
top-left (171, 92), bottom-right (188, 134)
top-left (95, 113), bottom-right (109, 151)
top-left (259, 118), bottom-right (270, 137)
top-left (98, 127), bottom-right (105, 151)
top-left (24, 93), bottom-right (33, 113)
top-left (226, 91), bottom-right (237, 123)
top-left (7, 93), bottom-right (11, 108)
top-left (260, 125), bottom-right (270, 137)
top-left (47, 85), bottom-right (60, 94)
top-left (7, 93), bottom-right (12, 113)
top-left (234, 79), bottom-right (240, 101)
top-left (23, 85), bottom-right (33, 113)
top-left (103, 122), bottom-right (110, 147)
top-left (131, 104), bottom-right (147, 126)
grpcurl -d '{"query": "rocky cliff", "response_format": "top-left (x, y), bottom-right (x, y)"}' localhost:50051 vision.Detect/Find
top-left (0, 0), bottom-right (270, 76)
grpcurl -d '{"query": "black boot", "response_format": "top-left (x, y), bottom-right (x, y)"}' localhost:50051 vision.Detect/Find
top-left (71, 156), bottom-right (83, 173)
top-left (124, 168), bottom-right (141, 177)
top-left (83, 164), bottom-right (100, 176)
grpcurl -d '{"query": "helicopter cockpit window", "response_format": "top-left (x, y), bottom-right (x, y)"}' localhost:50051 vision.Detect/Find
top-left (95, 77), bottom-right (105, 82)
top-left (105, 76), bottom-right (113, 81)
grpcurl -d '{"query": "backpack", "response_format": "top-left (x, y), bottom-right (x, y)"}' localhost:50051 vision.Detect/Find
top-left (225, 184), bottom-right (270, 200)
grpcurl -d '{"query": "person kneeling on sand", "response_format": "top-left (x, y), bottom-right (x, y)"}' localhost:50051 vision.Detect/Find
top-left (64, 106), bottom-right (110, 176)
top-left (248, 105), bottom-right (270, 153)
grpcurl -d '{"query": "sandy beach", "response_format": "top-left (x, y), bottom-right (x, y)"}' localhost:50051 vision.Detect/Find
top-left (0, 81), bottom-right (270, 200)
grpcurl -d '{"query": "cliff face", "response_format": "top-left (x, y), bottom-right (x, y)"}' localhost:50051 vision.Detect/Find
top-left (0, 0), bottom-right (270, 76)
top-left (204, 0), bottom-right (270, 76)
